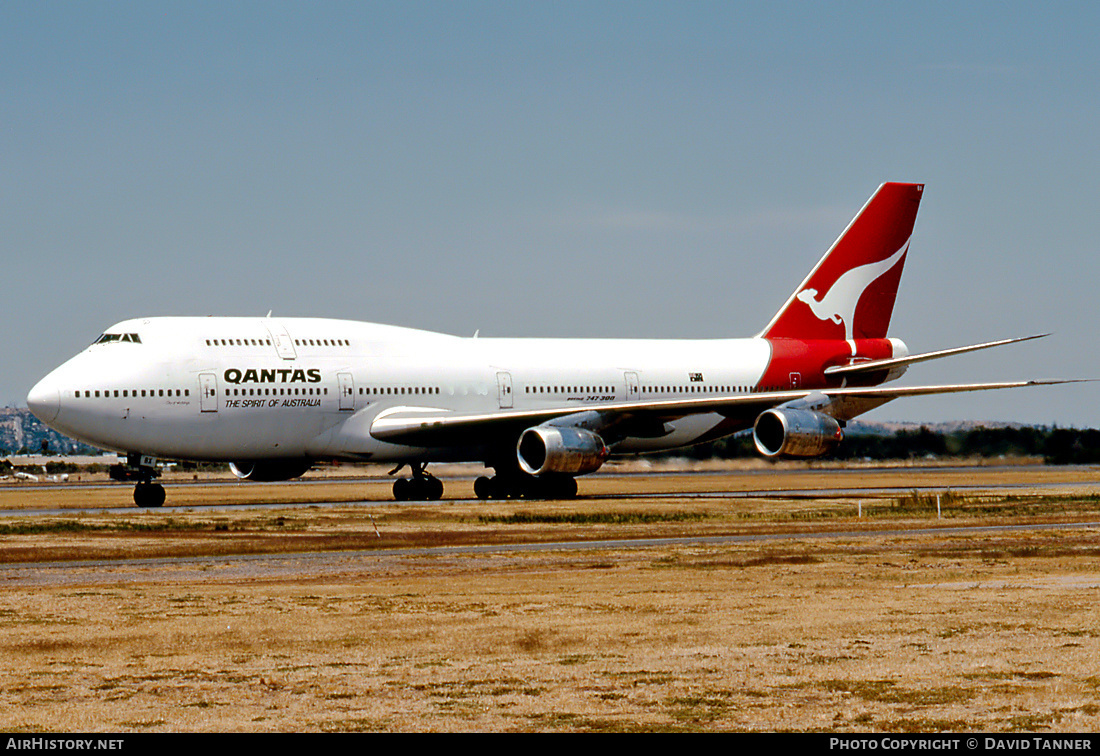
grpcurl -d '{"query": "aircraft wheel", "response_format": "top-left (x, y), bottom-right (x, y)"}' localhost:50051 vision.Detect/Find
top-left (549, 475), bottom-right (578, 499)
top-left (425, 476), bottom-right (444, 501)
top-left (134, 482), bottom-right (165, 508)
top-left (474, 476), bottom-right (492, 500)
top-left (487, 476), bottom-right (509, 499)
top-left (394, 476), bottom-right (444, 501)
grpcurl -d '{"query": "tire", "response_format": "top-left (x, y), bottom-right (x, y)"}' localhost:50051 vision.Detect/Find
top-left (134, 482), bottom-right (165, 508)
top-left (474, 476), bottom-right (492, 500)
top-left (551, 475), bottom-right (578, 499)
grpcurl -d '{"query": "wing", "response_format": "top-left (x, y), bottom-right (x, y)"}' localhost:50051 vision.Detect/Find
top-left (369, 379), bottom-right (1081, 448)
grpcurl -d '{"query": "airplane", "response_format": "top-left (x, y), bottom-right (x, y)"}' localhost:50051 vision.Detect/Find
top-left (25, 182), bottom-right (1077, 507)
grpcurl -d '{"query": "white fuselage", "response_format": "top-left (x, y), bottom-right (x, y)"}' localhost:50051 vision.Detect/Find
top-left (28, 316), bottom-right (774, 463)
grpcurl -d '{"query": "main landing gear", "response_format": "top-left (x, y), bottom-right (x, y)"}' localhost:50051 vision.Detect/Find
top-left (109, 453), bottom-right (165, 508)
top-left (390, 462), bottom-right (444, 501)
top-left (473, 472), bottom-right (578, 500)
top-left (387, 464), bottom-right (579, 502)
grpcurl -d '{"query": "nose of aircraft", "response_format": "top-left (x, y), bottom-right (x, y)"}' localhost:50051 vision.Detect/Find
top-left (27, 377), bottom-right (60, 424)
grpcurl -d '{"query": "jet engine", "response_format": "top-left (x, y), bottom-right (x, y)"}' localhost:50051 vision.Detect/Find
top-left (752, 408), bottom-right (843, 458)
top-left (229, 459), bottom-right (313, 482)
top-left (517, 426), bottom-right (609, 476)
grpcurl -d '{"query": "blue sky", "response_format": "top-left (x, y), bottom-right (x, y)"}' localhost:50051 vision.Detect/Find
top-left (4, 2), bottom-right (1098, 426)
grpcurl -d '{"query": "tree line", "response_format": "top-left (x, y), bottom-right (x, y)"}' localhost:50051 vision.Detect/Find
top-left (681, 426), bottom-right (1100, 465)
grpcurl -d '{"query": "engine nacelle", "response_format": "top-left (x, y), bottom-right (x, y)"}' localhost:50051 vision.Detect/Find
top-left (753, 408), bottom-right (843, 458)
top-left (517, 426), bottom-right (609, 476)
top-left (229, 459), bottom-right (313, 482)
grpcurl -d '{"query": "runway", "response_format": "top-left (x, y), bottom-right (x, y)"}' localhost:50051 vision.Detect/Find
top-left (1, 463), bottom-right (1099, 588)
top-left (3, 518), bottom-right (1100, 588)
top-left (1, 464), bottom-right (1098, 517)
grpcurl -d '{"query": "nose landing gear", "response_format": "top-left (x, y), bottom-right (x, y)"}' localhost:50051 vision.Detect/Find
top-left (110, 453), bottom-right (165, 508)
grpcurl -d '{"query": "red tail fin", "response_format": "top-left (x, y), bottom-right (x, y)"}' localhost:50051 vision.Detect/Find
top-left (760, 182), bottom-right (923, 341)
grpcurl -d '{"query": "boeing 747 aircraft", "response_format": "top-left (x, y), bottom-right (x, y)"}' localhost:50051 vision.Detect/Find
top-left (26, 183), bottom-right (1074, 506)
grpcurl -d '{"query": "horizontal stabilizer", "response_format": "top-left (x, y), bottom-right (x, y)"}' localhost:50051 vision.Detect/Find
top-left (824, 334), bottom-right (1050, 377)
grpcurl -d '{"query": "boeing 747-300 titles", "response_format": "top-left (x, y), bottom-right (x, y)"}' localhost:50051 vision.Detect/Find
top-left (26, 183), bottom-right (1077, 506)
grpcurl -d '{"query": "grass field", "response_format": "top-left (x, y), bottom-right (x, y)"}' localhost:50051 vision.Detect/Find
top-left (1, 463), bottom-right (1098, 732)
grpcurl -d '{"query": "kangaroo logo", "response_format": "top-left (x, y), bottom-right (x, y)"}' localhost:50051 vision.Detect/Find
top-left (795, 239), bottom-right (909, 342)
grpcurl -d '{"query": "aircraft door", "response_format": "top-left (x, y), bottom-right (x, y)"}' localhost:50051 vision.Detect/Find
top-left (199, 373), bottom-right (218, 413)
top-left (338, 372), bottom-right (355, 411)
top-left (263, 321), bottom-right (298, 360)
top-left (624, 371), bottom-right (640, 401)
top-left (497, 372), bottom-right (513, 409)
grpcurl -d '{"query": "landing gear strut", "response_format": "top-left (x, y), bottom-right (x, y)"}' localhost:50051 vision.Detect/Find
top-left (109, 453), bottom-right (165, 508)
top-left (391, 462), bottom-right (444, 501)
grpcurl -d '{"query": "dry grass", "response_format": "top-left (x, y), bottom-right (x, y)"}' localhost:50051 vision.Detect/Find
top-left (0, 463), bottom-right (1099, 732)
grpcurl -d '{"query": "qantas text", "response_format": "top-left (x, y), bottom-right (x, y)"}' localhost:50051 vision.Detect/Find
top-left (224, 368), bottom-right (321, 384)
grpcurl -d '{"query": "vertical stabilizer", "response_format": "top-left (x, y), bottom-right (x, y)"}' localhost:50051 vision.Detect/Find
top-left (760, 182), bottom-right (923, 341)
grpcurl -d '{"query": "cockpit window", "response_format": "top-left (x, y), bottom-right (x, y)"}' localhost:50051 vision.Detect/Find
top-left (93, 333), bottom-right (142, 344)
